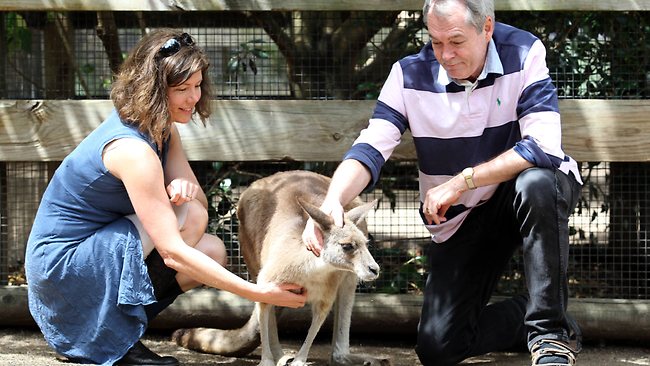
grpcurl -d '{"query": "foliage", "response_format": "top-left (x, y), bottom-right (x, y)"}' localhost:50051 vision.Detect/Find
top-left (226, 39), bottom-right (271, 77)
top-left (573, 162), bottom-right (610, 245)
top-left (4, 12), bottom-right (31, 54)
top-left (497, 11), bottom-right (648, 99)
top-left (2, 10), bottom-right (648, 295)
top-left (373, 249), bottom-right (427, 294)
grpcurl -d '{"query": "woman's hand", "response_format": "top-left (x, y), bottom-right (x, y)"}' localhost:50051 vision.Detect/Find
top-left (167, 178), bottom-right (200, 206)
top-left (256, 282), bottom-right (308, 308)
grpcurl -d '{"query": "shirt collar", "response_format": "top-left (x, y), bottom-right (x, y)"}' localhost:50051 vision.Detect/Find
top-left (437, 38), bottom-right (504, 86)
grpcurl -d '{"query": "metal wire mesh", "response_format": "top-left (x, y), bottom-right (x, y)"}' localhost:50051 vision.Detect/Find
top-left (0, 162), bottom-right (51, 286)
top-left (2, 11), bottom-right (647, 100)
top-left (0, 10), bottom-right (648, 299)
top-left (0, 160), bottom-right (649, 299)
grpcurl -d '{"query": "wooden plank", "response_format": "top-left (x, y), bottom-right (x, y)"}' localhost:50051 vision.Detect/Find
top-left (495, 0), bottom-right (650, 11)
top-left (3, 286), bottom-right (650, 342)
top-left (0, 99), bottom-right (649, 162)
top-left (560, 99), bottom-right (650, 162)
top-left (0, 0), bottom-right (648, 11)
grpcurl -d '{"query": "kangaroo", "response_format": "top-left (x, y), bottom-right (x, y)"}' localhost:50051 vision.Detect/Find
top-left (172, 170), bottom-right (391, 366)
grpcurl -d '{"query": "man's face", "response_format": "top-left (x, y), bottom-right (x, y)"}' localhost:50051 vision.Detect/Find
top-left (427, 2), bottom-right (493, 82)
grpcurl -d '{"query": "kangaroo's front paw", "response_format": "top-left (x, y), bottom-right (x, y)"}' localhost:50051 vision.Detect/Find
top-left (331, 353), bottom-right (392, 366)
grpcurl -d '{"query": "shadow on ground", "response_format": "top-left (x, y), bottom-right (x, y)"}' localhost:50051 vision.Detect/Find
top-left (1, 327), bottom-right (649, 365)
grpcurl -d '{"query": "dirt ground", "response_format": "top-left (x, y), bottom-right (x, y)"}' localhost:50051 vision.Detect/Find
top-left (0, 327), bottom-right (649, 366)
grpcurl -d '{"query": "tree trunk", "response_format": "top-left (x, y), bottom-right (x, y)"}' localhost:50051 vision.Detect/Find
top-left (44, 13), bottom-right (75, 98)
top-left (608, 162), bottom-right (649, 299)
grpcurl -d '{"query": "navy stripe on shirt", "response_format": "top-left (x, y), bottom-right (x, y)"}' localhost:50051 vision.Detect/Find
top-left (517, 78), bottom-right (560, 118)
top-left (492, 23), bottom-right (537, 75)
top-left (514, 135), bottom-right (562, 169)
top-left (343, 143), bottom-right (385, 188)
top-left (414, 120), bottom-right (522, 176)
top-left (373, 100), bottom-right (409, 133)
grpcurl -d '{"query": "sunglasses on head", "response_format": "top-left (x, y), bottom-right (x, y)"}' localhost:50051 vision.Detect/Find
top-left (157, 32), bottom-right (195, 59)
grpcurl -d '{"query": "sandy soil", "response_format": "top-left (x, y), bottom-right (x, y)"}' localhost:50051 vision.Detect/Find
top-left (1, 327), bottom-right (649, 365)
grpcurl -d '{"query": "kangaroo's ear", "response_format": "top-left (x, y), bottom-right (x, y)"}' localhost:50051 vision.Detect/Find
top-left (297, 198), bottom-right (334, 231)
top-left (345, 199), bottom-right (377, 225)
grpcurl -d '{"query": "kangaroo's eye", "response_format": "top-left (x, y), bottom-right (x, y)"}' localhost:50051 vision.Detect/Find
top-left (340, 243), bottom-right (355, 252)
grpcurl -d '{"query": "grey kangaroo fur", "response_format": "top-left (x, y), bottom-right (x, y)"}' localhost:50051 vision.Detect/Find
top-left (172, 170), bottom-right (391, 366)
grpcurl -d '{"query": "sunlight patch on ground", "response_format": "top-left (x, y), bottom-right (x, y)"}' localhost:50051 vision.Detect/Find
top-left (619, 358), bottom-right (650, 365)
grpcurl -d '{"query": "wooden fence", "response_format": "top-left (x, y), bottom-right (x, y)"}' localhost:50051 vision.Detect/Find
top-left (1, 1), bottom-right (649, 163)
top-left (1, 0), bottom-right (649, 341)
top-left (1, 99), bottom-right (650, 163)
top-left (2, 0), bottom-right (650, 11)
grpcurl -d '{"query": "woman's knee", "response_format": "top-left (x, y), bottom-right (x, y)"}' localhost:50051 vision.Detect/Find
top-left (180, 200), bottom-right (209, 243)
top-left (198, 234), bottom-right (227, 267)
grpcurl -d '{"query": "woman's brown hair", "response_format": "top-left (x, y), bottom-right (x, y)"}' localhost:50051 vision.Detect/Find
top-left (110, 29), bottom-right (212, 149)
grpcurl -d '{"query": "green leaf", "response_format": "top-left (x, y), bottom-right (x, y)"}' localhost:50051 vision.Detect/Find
top-left (226, 57), bottom-right (240, 74)
top-left (249, 58), bottom-right (258, 75)
top-left (5, 13), bottom-right (32, 54)
top-left (80, 63), bottom-right (95, 74)
top-left (251, 49), bottom-right (270, 59)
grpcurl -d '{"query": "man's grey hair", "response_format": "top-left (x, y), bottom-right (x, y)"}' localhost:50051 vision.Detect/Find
top-left (422, 0), bottom-right (495, 33)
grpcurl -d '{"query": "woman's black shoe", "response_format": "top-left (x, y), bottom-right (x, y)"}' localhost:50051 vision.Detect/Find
top-left (114, 341), bottom-right (179, 366)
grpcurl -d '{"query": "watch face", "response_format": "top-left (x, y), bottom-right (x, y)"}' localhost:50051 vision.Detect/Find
top-left (463, 168), bottom-right (475, 189)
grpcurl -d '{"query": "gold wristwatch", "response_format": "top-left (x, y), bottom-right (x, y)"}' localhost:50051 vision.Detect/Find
top-left (462, 167), bottom-right (476, 190)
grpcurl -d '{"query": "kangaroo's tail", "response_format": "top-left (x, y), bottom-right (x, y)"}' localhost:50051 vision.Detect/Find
top-left (171, 310), bottom-right (260, 356)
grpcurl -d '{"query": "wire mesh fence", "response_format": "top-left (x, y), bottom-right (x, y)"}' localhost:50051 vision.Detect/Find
top-left (0, 10), bottom-right (648, 299)
top-left (3, 11), bottom-right (648, 100)
top-left (2, 160), bottom-right (648, 300)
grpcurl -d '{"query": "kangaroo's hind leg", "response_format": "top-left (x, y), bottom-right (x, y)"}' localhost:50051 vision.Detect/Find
top-left (267, 304), bottom-right (284, 361)
top-left (258, 302), bottom-right (279, 366)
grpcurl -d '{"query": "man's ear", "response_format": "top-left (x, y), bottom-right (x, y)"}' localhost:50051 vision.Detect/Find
top-left (483, 15), bottom-right (494, 40)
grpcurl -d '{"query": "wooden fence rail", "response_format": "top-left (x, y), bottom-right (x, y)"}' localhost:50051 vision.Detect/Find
top-left (0, 1), bottom-right (649, 343)
top-left (1, 99), bottom-right (649, 163)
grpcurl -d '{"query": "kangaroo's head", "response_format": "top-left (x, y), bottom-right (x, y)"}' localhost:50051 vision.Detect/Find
top-left (298, 198), bottom-right (380, 282)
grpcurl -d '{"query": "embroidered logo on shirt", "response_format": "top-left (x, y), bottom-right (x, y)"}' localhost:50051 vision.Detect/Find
top-left (497, 97), bottom-right (502, 106)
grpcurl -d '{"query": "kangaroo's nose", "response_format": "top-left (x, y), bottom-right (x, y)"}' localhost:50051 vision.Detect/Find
top-left (369, 264), bottom-right (379, 276)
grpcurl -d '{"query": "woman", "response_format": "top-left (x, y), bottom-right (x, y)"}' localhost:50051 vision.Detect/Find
top-left (25, 29), bottom-right (307, 366)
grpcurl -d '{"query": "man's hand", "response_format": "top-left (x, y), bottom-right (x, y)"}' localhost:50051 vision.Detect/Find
top-left (422, 175), bottom-right (465, 225)
top-left (301, 200), bottom-right (344, 257)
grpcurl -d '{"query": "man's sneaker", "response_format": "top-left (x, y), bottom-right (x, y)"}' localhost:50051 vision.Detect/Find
top-left (566, 313), bottom-right (583, 354)
top-left (530, 339), bottom-right (577, 366)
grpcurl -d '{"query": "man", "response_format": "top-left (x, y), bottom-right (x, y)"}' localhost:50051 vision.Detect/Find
top-left (302, 0), bottom-right (583, 365)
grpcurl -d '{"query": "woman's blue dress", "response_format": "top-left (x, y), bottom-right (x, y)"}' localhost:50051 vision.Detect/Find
top-left (25, 110), bottom-right (169, 365)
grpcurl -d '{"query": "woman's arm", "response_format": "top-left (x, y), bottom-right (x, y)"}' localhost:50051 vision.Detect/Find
top-left (162, 124), bottom-right (209, 209)
top-left (103, 139), bottom-right (306, 308)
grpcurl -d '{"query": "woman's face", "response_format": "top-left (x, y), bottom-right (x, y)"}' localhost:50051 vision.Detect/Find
top-left (166, 70), bottom-right (203, 123)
